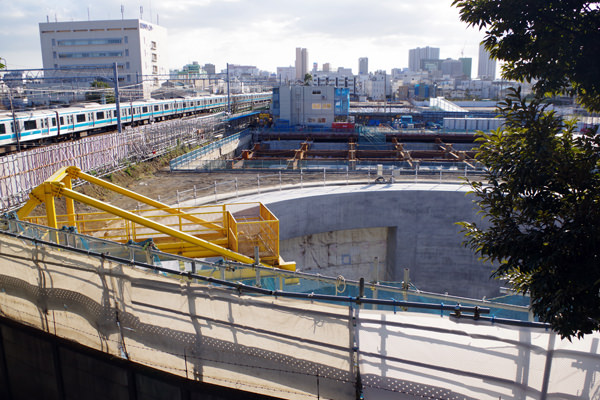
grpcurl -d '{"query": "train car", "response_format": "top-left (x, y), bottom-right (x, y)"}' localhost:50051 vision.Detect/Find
top-left (0, 92), bottom-right (271, 152)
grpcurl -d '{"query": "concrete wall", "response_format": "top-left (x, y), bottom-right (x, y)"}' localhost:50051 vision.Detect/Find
top-left (264, 185), bottom-right (498, 299)
top-left (280, 227), bottom-right (388, 281)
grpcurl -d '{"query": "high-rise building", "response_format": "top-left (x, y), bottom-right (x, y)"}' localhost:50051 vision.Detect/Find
top-left (295, 47), bottom-right (308, 81)
top-left (39, 18), bottom-right (168, 99)
top-left (408, 47), bottom-right (440, 72)
top-left (477, 44), bottom-right (496, 80)
top-left (203, 63), bottom-right (216, 75)
top-left (459, 58), bottom-right (472, 79)
top-left (441, 59), bottom-right (464, 78)
top-left (323, 63), bottom-right (331, 72)
top-left (358, 57), bottom-right (368, 75)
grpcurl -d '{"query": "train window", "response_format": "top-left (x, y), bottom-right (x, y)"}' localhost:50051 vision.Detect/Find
top-left (164, 104), bottom-right (169, 110)
top-left (24, 120), bottom-right (37, 130)
top-left (96, 111), bottom-right (104, 119)
top-left (154, 105), bottom-right (159, 111)
top-left (142, 106), bottom-right (148, 113)
top-left (76, 114), bottom-right (86, 123)
top-left (52, 118), bottom-right (56, 126)
top-left (60, 117), bottom-right (65, 125)
top-left (113, 111), bottom-right (117, 117)
top-left (0, 123), bottom-right (5, 134)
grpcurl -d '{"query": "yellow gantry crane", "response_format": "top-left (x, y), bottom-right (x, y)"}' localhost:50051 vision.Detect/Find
top-left (17, 166), bottom-right (295, 271)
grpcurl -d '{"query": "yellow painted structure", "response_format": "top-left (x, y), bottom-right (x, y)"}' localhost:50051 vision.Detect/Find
top-left (17, 166), bottom-right (295, 270)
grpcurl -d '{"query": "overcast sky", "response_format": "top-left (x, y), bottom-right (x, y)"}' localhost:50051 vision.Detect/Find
top-left (0, 0), bottom-right (486, 76)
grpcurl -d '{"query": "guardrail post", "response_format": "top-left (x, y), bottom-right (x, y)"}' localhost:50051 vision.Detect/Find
top-left (254, 246), bottom-right (261, 287)
top-left (257, 174), bottom-right (261, 194)
top-left (346, 166), bottom-right (349, 185)
top-left (279, 171), bottom-right (282, 191)
top-left (323, 168), bottom-right (326, 187)
top-left (439, 169), bottom-right (442, 183)
top-left (176, 190), bottom-right (180, 207)
top-left (300, 169), bottom-right (303, 188)
top-left (193, 185), bottom-right (197, 202)
top-left (235, 178), bottom-right (239, 198)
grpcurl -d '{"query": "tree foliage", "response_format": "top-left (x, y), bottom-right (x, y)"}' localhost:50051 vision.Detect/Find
top-left (458, 88), bottom-right (600, 338)
top-left (85, 80), bottom-right (115, 103)
top-left (304, 73), bottom-right (313, 86)
top-left (452, 0), bottom-right (600, 112)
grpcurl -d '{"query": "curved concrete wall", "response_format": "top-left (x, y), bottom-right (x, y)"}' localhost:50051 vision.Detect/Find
top-left (256, 184), bottom-right (499, 299)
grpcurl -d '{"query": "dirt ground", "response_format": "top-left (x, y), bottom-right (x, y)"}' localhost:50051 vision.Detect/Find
top-left (28, 147), bottom-right (466, 216)
top-left (38, 153), bottom-right (325, 216)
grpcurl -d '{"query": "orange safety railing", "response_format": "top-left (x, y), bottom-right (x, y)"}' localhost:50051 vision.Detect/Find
top-left (23, 202), bottom-right (280, 263)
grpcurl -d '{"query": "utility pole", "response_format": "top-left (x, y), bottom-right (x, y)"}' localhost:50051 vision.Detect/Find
top-left (113, 62), bottom-right (122, 133)
top-left (226, 63), bottom-right (231, 114)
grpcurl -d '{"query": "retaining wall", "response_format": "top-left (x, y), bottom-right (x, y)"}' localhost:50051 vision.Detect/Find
top-left (259, 184), bottom-right (497, 299)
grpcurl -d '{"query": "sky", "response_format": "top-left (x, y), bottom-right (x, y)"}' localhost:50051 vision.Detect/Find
top-left (0, 0), bottom-right (486, 76)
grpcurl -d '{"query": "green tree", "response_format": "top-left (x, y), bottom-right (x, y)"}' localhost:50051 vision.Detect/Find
top-left (452, 1), bottom-right (600, 112)
top-left (304, 73), bottom-right (313, 86)
top-left (458, 88), bottom-right (600, 339)
top-left (85, 80), bottom-right (115, 103)
top-left (453, 1), bottom-right (600, 339)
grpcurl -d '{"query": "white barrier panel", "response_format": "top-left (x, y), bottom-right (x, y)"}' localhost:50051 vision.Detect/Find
top-left (358, 310), bottom-right (600, 399)
top-left (2, 232), bottom-right (599, 399)
top-left (0, 234), bottom-right (354, 399)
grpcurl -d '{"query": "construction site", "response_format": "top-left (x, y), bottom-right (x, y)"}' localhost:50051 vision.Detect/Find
top-left (1, 110), bottom-right (600, 400)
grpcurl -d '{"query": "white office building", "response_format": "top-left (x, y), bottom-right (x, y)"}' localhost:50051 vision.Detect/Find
top-left (408, 47), bottom-right (440, 72)
top-left (477, 44), bottom-right (496, 80)
top-left (295, 47), bottom-right (308, 81)
top-left (359, 57), bottom-right (368, 75)
top-left (277, 66), bottom-right (296, 84)
top-left (39, 19), bottom-right (168, 99)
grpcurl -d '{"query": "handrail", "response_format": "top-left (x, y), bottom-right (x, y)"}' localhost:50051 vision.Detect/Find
top-left (0, 218), bottom-right (542, 327)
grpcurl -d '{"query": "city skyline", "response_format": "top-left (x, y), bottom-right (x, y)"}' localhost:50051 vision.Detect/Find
top-left (1, 0), bottom-right (487, 77)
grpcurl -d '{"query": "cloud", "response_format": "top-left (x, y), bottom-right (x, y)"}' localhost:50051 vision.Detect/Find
top-left (0, 0), bottom-right (483, 73)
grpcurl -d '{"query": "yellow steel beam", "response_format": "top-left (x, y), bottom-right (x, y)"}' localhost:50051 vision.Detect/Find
top-left (17, 185), bottom-right (46, 220)
top-left (64, 176), bottom-right (76, 227)
top-left (52, 182), bottom-right (274, 267)
top-left (65, 166), bottom-right (223, 232)
top-left (18, 166), bottom-right (71, 220)
top-left (44, 183), bottom-right (58, 230)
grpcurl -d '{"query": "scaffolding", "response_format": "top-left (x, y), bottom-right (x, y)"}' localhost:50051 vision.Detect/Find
top-left (16, 166), bottom-right (294, 270)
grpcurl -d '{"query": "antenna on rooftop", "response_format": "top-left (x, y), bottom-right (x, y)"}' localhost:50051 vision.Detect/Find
top-left (121, 5), bottom-right (124, 20)
top-left (46, 15), bottom-right (49, 23)
top-left (140, 6), bottom-right (143, 20)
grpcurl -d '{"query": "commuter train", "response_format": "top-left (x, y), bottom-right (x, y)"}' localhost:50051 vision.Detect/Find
top-left (0, 92), bottom-right (271, 151)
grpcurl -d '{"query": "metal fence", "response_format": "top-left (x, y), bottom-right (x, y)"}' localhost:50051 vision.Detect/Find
top-left (0, 216), bottom-right (532, 322)
top-left (157, 166), bottom-right (485, 208)
top-left (169, 129), bottom-right (252, 170)
top-left (3, 218), bottom-right (598, 400)
top-left (0, 113), bottom-right (226, 212)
